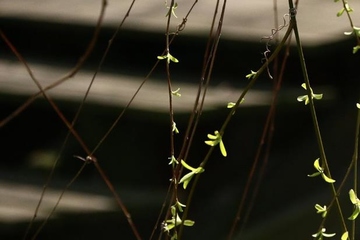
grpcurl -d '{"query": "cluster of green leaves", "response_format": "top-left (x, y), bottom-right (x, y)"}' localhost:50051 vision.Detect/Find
top-left (179, 160), bottom-right (204, 189)
top-left (157, 53), bottom-right (179, 64)
top-left (348, 189), bottom-right (360, 220)
top-left (162, 203), bottom-right (194, 240)
top-left (335, 0), bottom-right (360, 53)
top-left (312, 229), bottom-right (349, 240)
top-left (308, 158), bottom-right (336, 183)
top-left (205, 130), bottom-right (227, 157)
top-left (297, 83), bottom-right (323, 105)
top-left (312, 228), bottom-right (336, 240)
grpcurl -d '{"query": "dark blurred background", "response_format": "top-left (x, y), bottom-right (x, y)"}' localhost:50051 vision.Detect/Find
top-left (1, 1), bottom-right (360, 239)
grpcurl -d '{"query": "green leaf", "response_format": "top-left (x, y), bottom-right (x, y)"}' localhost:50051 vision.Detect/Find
top-left (246, 70), bottom-right (257, 79)
top-left (168, 155), bottom-right (179, 165)
top-left (348, 207), bottom-right (360, 220)
top-left (315, 204), bottom-right (327, 218)
top-left (172, 88), bottom-right (181, 97)
top-left (227, 102), bottom-right (236, 108)
top-left (354, 27), bottom-right (360, 37)
top-left (183, 220), bottom-right (195, 226)
top-left (169, 54), bottom-right (179, 63)
top-left (179, 172), bottom-right (194, 189)
top-left (349, 189), bottom-right (358, 204)
top-left (297, 95), bottom-right (309, 104)
top-left (348, 189), bottom-right (360, 220)
top-left (322, 232), bottom-right (336, 237)
top-left (353, 45), bottom-right (360, 54)
top-left (345, 3), bottom-right (353, 13)
top-left (172, 122), bottom-right (180, 134)
top-left (313, 158), bottom-right (322, 171)
top-left (313, 93), bottom-right (323, 100)
top-left (179, 160), bottom-right (204, 189)
top-left (312, 228), bottom-right (336, 238)
top-left (207, 132), bottom-right (218, 140)
top-left (308, 172), bottom-right (321, 177)
top-left (321, 173), bottom-right (336, 183)
top-left (166, 2), bottom-right (178, 18)
top-left (308, 159), bottom-right (335, 183)
top-left (297, 83), bottom-right (323, 105)
top-left (180, 160), bottom-right (197, 172)
top-left (341, 231), bottom-right (349, 240)
top-left (337, 8), bottom-right (345, 17)
top-left (157, 53), bottom-right (179, 64)
top-left (220, 140), bottom-right (227, 157)
top-left (205, 140), bottom-right (216, 146)
top-left (176, 200), bottom-right (186, 212)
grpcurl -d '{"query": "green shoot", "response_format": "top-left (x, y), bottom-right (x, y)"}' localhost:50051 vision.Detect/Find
top-left (348, 189), bottom-right (360, 220)
top-left (169, 155), bottom-right (179, 166)
top-left (297, 83), bottom-right (323, 105)
top-left (166, 2), bottom-right (178, 18)
top-left (312, 228), bottom-right (336, 239)
top-left (172, 88), bottom-right (181, 97)
top-left (341, 231), bottom-right (349, 240)
top-left (308, 158), bottom-right (336, 183)
top-left (172, 122), bottom-right (180, 134)
top-left (205, 130), bottom-right (227, 157)
top-left (157, 53), bottom-right (179, 64)
top-left (245, 70), bottom-right (257, 79)
top-left (162, 206), bottom-right (194, 232)
top-left (179, 160), bottom-right (204, 189)
top-left (315, 204), bottom-right (328, 218)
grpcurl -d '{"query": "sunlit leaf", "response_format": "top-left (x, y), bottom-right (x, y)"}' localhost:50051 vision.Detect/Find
top-left (245, 70), bottom-right (257, 79)
top-left (172, 88), bottom-right (181, 97)
top-left (349, 189), bottom-right (358, 204)
top-left (322, 173), bottom-right (336, 183)
top-left (207, 133), bottom-right (218, 140)
top-left (227, 102), bottom-right (236, 108)
top-left (205, 140), bottom-right (216, 146)
top-left (183, 220), bottom-right (195, 226)
top-left (172, 122), bottom-right (180, 134)
top-left (180, 160), bottom-right (196, 172)
top-left (313, 93), bottom-right (323, 100)
top-left (168, 155), bottom-right (179, 165)
top-left (297, 83), bottom-right (323, 105)
top-left (315, 204), bottom-right (327, 218)
top-left (341, 231), bottom-right (349, 240)
top-left (169, 54), bottom-right (179, 63)
top-left (176, 201), bottom-right (186, 212)
top-left (314, 158), bottom-right (322, 171)
top-left (179, 160), bottom-right (204, 189)
top-left (348, 189), bottom-right (360, 220)
top-left (220, 140), bottom-right (227, 157)
top-left (179, 171), bottom-right (194, 189)
top-left (322, 232), bottom-right (336, 237)
top-left (348, 208), bottom-right (360, 220)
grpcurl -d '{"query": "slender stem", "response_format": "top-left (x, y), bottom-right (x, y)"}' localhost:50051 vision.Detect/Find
top-left (351, 104), bottom-right (360, 239)
top-left (179, 5), bottom-right (295, 240)
top-left (288, 0), bottom-right (347, 233)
